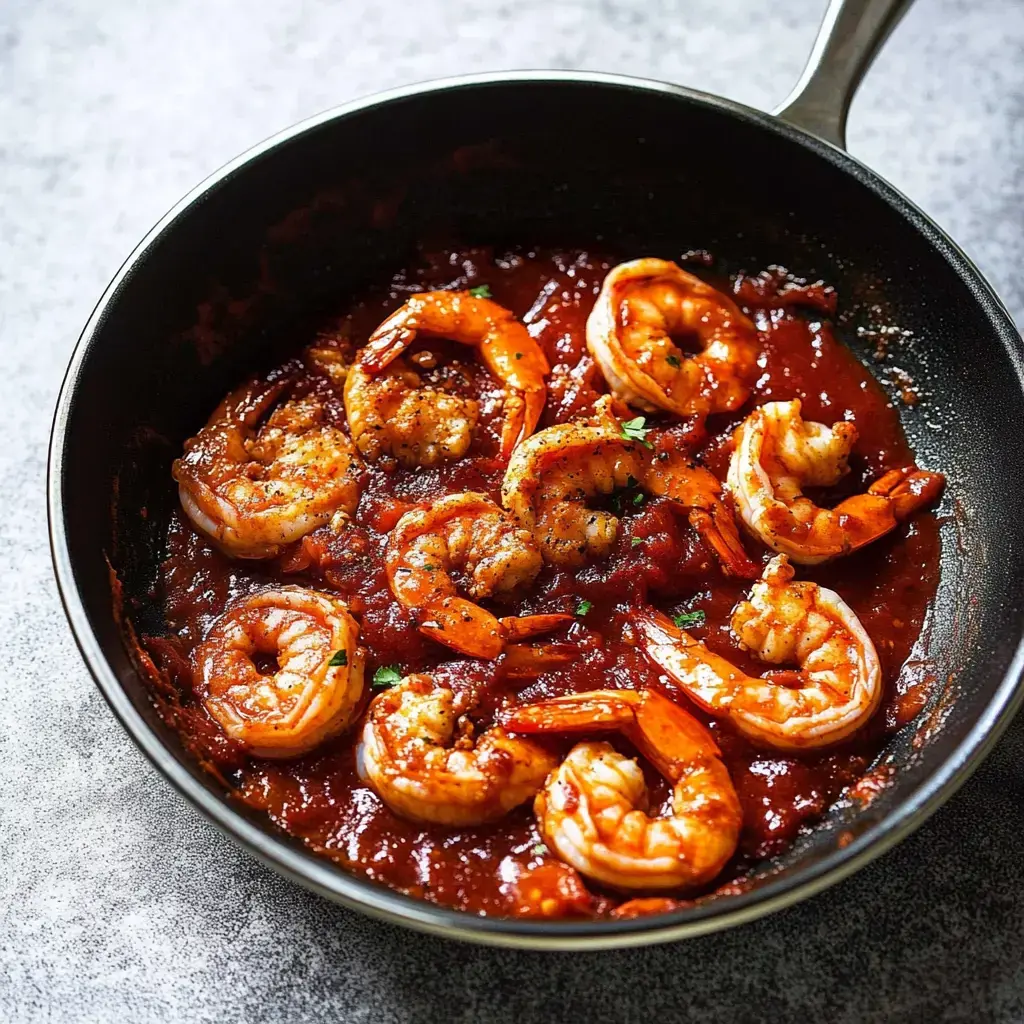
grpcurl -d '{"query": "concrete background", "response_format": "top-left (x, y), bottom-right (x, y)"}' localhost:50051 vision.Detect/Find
top-left (3, 0), bottom-right (1024, 1020)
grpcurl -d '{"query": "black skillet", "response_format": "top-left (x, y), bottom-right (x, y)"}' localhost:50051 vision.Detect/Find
top-left (48, 0), bottom-right (1024, 948)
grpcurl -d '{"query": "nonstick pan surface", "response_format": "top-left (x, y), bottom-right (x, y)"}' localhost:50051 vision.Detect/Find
top-left (49, 10), bottom-right (1024, 949)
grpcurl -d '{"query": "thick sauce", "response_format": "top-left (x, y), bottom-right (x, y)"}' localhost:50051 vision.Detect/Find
top-left (146, 247), bottom-right (940, 918)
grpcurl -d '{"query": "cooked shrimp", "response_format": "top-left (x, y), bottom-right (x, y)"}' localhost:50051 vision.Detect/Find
top-left (358, 673), bottom-right (557, 825)
top-left (345, 290), bottom-right (550, 466)
top-left (636, 555), bottom-right (882, 750)
top-left (196, 587), bottom-right (365, 758)
top-left (173, 380), bottom-right (362, 558)
top-left (501, 689), bottom-right (741, 891)
top-left (501, 397), bottom-right (757, 575)
top-left (727, 399), bottom-right (945, 564)
top-left (386, 491), bottom-right (573, 659)
top-left (587, 258), bottom-right (758, 417)
top-left (344, 360), bottom-right (481, 468)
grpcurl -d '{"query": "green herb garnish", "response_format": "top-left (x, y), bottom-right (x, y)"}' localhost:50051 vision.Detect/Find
top-left (327, 650), bottom-right (348, 667)
top-left (575, 599), bottom-right (593, 617)
top-left (469, 284), bottom-right (492, 298)
top-left (532, 842), bottom-right (549, 857)
top-left (631, 537), bottom-right (643, 549)
top-left (666, 354), bottom-right (682, 368)
top-left (632, 492), bottom-right (645, 506)
top-left (673, 610), bottom-right (707, 630)
top-left (620, 416), bottom-right (653, 449)
top-left (372, 665), bottom-right (403, 688)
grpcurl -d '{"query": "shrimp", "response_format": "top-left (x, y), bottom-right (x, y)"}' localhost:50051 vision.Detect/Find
top-left (358, 673), bottom-right (557, 825)
top-left (345, 290), bottom-right (550, 466)
top-left (727, 399), bottom-right (945, 564)
top-left (195, 587), bottom-right (365, 758)
top-left (586, 258), bottom-right (758, 417)
top-left (500, 688), bottom-right (742, 891)
top-left (635, 555), bottom-right (882, 750)
top-left (386, 491), bottom-right (573, 659)
top-left (501, 397), bottom-right (758, 575)
top-left (173, 379), bottom-right (362, 558)
top-left (343, 361), bottom-right (481, 469)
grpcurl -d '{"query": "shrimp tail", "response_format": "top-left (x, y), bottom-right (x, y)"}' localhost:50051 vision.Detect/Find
top-left (625, 688), bottom-right (721, 780)
top-left (689, 507), bottom-right (760, 578)
top-left (358, 318), bottom-right (417, 374)
top-left (501, 690), bottom-right (642, 734)
top-left (498, 613), bottom-right (575, 641)
top-left (868, 466), bottom-right (946, 520)
top-left (417, 597), bottom-right (505, 659)
top-left (501, 687), bottom-right (721, 781)
top-left (499, 387), bottom-right (547, 460)
top-left (633, 607), bottom-right (738, 716)
top-left (499, 642), bottom-right (577, 678)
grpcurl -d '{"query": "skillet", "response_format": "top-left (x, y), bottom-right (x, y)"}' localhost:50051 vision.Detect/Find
top-left (48, 0), bottom-right (1024, 948)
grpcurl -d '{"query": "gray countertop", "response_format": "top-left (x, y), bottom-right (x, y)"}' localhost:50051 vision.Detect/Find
top-left (4, 0), bottom-right (1024, 1020)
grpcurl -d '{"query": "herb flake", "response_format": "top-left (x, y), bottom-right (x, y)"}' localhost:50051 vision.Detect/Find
top-left (327, 650), bottom-right (348, 668)
top-left (575, 598), bottom-right (593, 617)
top-left (673, 610), bottom-right (707, 630)
top-left (372, 665), bottom-right (403, 688)
top-left (620, 416), bottom-right (654, 449)
top-left (631, 537), bottom-right (643, 549)
top-left (632, 492), bottom-right (645, 506)
top-left (469, 284), bottom-right (492, 298)
top-left (666, 354), bottom-right (682, 368)
top-left (531, 842), bottom-right (549, 857)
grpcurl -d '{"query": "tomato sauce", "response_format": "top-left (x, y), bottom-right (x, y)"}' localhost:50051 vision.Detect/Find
top-left (146, 247), bottom-right (941, 918)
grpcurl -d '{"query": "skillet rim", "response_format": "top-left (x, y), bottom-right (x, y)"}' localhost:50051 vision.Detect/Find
top-left (47, 69), bottom-right (1024, 950)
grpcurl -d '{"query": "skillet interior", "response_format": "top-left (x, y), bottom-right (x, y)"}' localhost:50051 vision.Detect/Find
top-left (52, 76), bottom-right (1024, 945)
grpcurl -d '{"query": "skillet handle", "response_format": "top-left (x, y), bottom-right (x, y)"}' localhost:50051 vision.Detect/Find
top-left (773, 0), bottom-right (913, 149)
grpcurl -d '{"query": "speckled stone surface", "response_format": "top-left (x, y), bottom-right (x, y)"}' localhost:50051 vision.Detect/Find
top-left (4, 0), bottom-right (1024, 1020)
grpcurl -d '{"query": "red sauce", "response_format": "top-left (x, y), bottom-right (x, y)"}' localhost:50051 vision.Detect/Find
top-left (145, 247), bottom-right (941, 918)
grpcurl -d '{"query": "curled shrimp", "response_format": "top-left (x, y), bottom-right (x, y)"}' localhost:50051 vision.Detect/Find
top-left (501, 397), bottom-right (757, 575)
top-left (586, 258), bottom-right (758, 417)
top-left (358, 673), bottom-right (557, 825)
top-left (173, 380), bottom-right (362, 558)
top-left (636, 555), bottom-right (881, 750)
top-left (195, 587), bottom-right (365, 758)
top-left (727, 399), bottom-right (945, 564)
top-left (501, 689), bottom-right (742, 891)
top-left (386, 491), bottom-right (573, 659)
top-left (345, 291), bottom-right (550, 466)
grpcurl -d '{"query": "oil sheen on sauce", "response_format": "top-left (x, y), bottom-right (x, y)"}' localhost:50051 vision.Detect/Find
top-left (148, 248), bottom-right (940, 918)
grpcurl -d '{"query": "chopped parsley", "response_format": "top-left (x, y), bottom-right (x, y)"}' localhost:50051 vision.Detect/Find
top-left (575, 598), bottom-right (593, 617)
top-left (631, 537), bottom-right (643, 549)
top-left (666, 354), bottom-right (682, 369)
top-left (372, 665), bottom-right (403, 688)
top-left (469, 284), bottom-right (492, 298)
top-left (620, 416), bottom-right (653, 449)
top-left (327, 650), bottom-right (348, 667)
top-left (632, 492), bottom-right (645, 506)
top-left (673, 610), bottom-right (707, 630)
top-left (532, 842), bottom-right (549, 857)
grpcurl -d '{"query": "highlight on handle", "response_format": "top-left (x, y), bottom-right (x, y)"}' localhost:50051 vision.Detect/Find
top-left (773, 0), bottom-right (913, 149)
